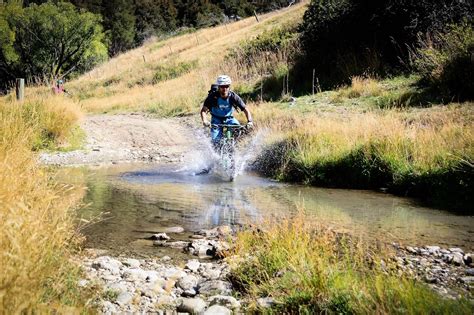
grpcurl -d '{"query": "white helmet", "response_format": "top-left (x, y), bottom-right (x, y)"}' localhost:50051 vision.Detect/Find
top-left (216, 75), bottom-right (232, 86)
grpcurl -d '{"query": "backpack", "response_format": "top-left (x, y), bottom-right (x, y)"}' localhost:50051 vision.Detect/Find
top-left (205, 84), bottom-right (242, 112)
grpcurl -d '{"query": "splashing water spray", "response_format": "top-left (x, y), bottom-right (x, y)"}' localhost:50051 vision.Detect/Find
top-left (178, 126), bottom-right (269, 181)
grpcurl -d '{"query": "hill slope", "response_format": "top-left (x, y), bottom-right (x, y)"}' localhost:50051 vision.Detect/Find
top-left (63, 2), bottom-right (307, 114)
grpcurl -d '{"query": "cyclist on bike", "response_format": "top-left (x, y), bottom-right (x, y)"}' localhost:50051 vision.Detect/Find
top-left (200, 75), bottom-right (253, 147)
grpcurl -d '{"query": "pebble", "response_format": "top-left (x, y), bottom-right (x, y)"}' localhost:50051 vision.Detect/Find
top-left (164, 226), bottom-right (185, 233)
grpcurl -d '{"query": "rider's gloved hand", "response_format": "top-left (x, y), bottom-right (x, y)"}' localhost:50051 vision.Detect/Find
top-left (203, 121), bottom-right (210, 127)
top-left (246, 121), bottom-right (254, 128)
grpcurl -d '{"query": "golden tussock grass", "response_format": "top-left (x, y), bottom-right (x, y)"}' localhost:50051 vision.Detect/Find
top-left (0, 96), bottom-right (88, 312)
top-left (230, 209), bottom-right (473, 313)
top-left (252, 101), bottom-right (473, 174)
top-left (54, 1), bottom-right (309, 115)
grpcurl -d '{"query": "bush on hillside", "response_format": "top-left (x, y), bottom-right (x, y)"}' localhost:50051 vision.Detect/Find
top-left (410, 22), bottom-right (474, 101)
top-left (299, 0), bottom-right (473, 88)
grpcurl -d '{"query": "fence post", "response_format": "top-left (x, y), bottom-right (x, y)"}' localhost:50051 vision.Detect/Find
top-left (312, 69), bottom-right (315, 95)
top-left (16, 78), bottom-right (24, 101)
top-left (253, 10), bottom-right (260, 22)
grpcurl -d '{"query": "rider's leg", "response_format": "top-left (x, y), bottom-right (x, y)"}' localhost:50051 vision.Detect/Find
top-left (224, 117), bottom-right (240, 126)
top-left (210, 117), bottom-right (224, 150)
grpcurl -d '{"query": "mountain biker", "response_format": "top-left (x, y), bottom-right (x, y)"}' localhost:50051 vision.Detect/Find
top-left (200, 75), bottom-right (253, 147)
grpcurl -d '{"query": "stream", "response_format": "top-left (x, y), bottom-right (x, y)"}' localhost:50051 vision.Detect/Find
top-left (62, 163), bottom-right (474, 258)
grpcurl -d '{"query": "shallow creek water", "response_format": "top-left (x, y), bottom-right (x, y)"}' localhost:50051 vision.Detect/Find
top-left (64, 163), bottom-right (474, 258)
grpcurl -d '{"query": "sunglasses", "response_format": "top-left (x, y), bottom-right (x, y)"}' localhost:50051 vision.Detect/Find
top-left (219, 85), bottom-right (230, 89)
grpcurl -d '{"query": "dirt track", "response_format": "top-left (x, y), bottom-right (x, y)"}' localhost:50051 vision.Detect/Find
top-left (39, 114), bottom-right (201, 166)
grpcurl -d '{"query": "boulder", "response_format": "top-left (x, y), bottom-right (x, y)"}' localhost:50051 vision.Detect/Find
top-left (198, 280), bottom-right (232, 296)
top-left (177, 298), bottom-right (207, 314)
top-left (203, 305), bottom-right (231, 315)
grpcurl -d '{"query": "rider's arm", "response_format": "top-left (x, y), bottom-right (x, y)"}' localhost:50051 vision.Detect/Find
top-left (232, 92), bottom-right (252, 123)
top-left (200, 106), bottom-right (210, 126)
top-left (243, 107), bottom-right (253, 123)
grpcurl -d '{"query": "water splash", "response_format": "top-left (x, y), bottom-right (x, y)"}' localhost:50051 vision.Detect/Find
top-left (180, 126), bottom-right (269, 181)
top-left (234, 128), bottom-right (269, 176)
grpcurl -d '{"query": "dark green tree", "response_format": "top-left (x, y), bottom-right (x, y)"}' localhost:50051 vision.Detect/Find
top-left (299, 0), bottom-right (473, 87)
top-left (134, 0), bottom-right (177, 43)
top-left (0, 1), bottom-right (107, 88)
top-left (102, 0), bottom-right (136, 55)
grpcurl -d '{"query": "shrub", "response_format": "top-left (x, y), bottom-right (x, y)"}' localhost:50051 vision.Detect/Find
top-left (411, 22), bottom-right (474, 100)
top-left (299, 0), bottom-right (473, 87)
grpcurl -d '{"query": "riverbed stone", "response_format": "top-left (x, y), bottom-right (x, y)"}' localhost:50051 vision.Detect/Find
top-left (198, 280), bottom-right (232, 296)
top-left (178, 275), bottom-right (199, 291)
top-left (183, 288), bottom-right (197, 297)
top-left (185, 259), bottom-right (200, 272)
top-left (208, 295), bottom-right (241, 309)
top-left (116, 292), bottom-right (134, 305)
top-left (449, 248), bottom-right (464, 254)
top-left (216, 225), bottom-right (232, 237)
top-left (460, 276), bottom-right (474, 284)
top-left (203, 305), bottom-right (231, 315)
top-left (163, 268), bottom-right (187, 280)
top-left (257, 297), bottom-right (276, 308)
top-left (168, 241), bottom-right (190, 249)
top-left (145, 270), bottom-right (161, 282)
top-left (452, 253), bottom-right (464, 266)
top-left (106, 281), bottom-right (128, 294)
top-left (151, 233), bottom-right (171, 241)
top-left (426, 246), bottom-right (440, 254)
top-left (164, 226), bottom-right (185, 233)
top-left (102, 301), bottom-right (119, 314)
top-left (177, 297), bottom-right (207, 314)
top-left (123, 258), bottom-right (140, 268)
top-left (92, 256), bottom-right (122, 274)
top-left (123, 268), bottom-right (148, 282)
top-left (464, 253), bottom-right (473, 266)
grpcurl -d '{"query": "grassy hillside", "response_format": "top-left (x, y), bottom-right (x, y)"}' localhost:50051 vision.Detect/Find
top-left (27, 1), bottom-right (307, 115)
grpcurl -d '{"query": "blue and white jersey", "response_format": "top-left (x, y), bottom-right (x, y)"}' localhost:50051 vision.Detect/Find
top-left (211, 97), bottom-right (233, 118)
top-left (203, 91), bottom-right (246, 118)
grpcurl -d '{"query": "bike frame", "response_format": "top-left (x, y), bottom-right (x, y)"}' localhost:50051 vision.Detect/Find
top-left (210, 124), bottom-right (246, 181)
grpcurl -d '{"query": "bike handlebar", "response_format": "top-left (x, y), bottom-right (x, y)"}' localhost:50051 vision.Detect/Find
top-left (210, 124), bottom-right (248, 128)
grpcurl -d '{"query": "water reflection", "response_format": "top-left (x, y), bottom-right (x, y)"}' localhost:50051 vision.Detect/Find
top-left (67, 164), bottom-right (473, 256)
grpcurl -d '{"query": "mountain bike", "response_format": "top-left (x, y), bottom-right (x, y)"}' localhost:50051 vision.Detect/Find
top-left (210, 124), bottom-right (247, 181)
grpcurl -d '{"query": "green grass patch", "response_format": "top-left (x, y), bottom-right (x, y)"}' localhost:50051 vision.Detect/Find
top-left (152, 60), bottom-right (198, 84)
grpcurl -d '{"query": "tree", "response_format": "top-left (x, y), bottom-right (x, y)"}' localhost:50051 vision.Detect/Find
top-left (298, 0), bottom-right (473, 87)
top-left (102, 0), bottom-right (136, 55)
top-left (134, 0), bottom-right (177, 44)
top-left (0, 1), bottom-right (107, 88)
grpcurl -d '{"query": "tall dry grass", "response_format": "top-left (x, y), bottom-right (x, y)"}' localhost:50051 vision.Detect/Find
top-left (0, 96), bottom-right (87, 312)
top-left (47, 1), bottom-right (309, 114)
top-left (252, 100), bottom-right (473, 209)
top-left (230, 209), bottom-right (473, 313)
